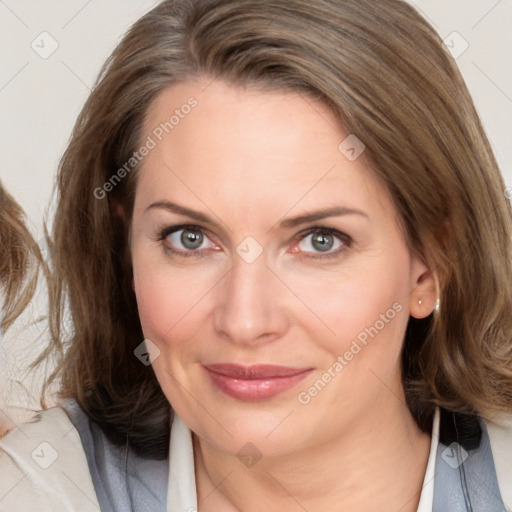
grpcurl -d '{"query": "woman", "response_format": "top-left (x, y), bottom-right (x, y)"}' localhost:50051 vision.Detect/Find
top-left (1, 0), bottom-right (511, 510)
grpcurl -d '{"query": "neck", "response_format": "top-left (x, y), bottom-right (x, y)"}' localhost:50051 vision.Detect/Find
top-left (193, 393), bottom-right (432, 512)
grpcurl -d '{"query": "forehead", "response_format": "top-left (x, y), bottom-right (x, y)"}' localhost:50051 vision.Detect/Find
top-left (136, 79), bottom-right (391, 223)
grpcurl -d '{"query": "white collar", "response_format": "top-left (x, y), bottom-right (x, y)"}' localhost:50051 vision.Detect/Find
top-left (416, 406), bottom-right (440, 512)
top-left (167, 407), bottom-right (440, 512)
top-left (167, 413), bottom-right (198, 512)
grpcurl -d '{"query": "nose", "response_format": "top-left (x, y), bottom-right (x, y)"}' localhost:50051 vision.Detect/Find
top-left (213, 250), bottom-right (289, 347)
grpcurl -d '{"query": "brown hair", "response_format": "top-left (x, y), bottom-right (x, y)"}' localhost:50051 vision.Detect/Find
top-left (0, 182), bottom-right (42, 332)
top-left (44, 0), bottom-right (512, 458)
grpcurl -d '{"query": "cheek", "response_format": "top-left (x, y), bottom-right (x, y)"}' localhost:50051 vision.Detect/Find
top-left (292, 258), bottom-right (411, 413)
top-left (134, 269), bottom-right (191, 345)
top-left (288, 253), bottom-right (411, 357)
top-left (132, 246), bottom-right (179, 342)
top-left (132, 250), bottom-right (217, 348)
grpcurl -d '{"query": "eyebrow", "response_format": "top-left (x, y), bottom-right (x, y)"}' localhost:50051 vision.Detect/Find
top-left (144, 200), bottom-right (368, 230)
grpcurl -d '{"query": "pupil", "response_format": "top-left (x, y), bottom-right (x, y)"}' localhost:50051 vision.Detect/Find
top-left (181, 229), bottom-right (203, 249)
top-left (312, 232), bottom-right (333, 252)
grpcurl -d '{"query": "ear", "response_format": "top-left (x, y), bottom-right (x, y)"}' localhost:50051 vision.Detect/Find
top-left (408, 256), bottom-right (438, 319)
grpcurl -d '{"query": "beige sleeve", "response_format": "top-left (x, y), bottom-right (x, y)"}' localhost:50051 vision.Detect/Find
top-left (0, 407), bottom-right (100, 512)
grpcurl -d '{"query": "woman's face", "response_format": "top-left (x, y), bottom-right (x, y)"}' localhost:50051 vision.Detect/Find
top-left (130, 78), bottom-right (434, 457)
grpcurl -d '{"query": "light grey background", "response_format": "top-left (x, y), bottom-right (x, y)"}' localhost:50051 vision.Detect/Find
top-left (0, 0), bottom-right (511, 425)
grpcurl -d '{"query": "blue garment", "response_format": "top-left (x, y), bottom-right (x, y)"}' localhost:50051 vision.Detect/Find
top-left (433, 409), bottom-right (506, 511)
top-left (62, 400), bottom-right (169, 511)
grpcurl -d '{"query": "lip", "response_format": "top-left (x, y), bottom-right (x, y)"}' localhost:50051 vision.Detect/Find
top-left (203, 364), bottom-right (313, 401)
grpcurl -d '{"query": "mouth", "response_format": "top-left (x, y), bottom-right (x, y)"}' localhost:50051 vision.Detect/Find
top-left (203, 364), bottom-right (313, 401)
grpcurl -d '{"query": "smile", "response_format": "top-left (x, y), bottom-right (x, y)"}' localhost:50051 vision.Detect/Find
top-left (203, 364), bottom-right (313, 401)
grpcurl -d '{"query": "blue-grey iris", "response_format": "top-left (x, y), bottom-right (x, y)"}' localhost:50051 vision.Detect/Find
top-left (312, 232), bottom-right (333, 252)
top-left (181, 229), bottom-right (203, 249)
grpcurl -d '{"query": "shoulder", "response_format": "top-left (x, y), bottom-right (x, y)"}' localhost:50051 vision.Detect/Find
top-left (0, 407), bottom-right (99, 511)
top-left (485, 411), bottom-right (512, 510)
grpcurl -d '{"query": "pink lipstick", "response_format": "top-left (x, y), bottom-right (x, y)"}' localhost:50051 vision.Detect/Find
top-left (203, 364), bottom-right (312, 401)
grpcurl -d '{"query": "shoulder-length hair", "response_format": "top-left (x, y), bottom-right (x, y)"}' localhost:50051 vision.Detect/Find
top-left (0, 182), bottom-right (42, 332)
top-left (43, 0), bottom-right (512, 459)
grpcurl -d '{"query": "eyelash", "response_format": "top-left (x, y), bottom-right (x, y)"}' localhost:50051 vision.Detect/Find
top-left (156, 224), bottom-right (352, 261)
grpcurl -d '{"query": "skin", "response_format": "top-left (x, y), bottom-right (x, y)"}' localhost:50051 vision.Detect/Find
top-left (130, 78), bottom-right (437, 512)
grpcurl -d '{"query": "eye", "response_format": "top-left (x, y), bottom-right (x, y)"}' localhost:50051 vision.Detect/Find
top-left (292, 227), bottom-right (351, 260)
top-left (156, 224), bottom-right (351, 260)
top-left (158, 225), bottom-right (218, 258)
